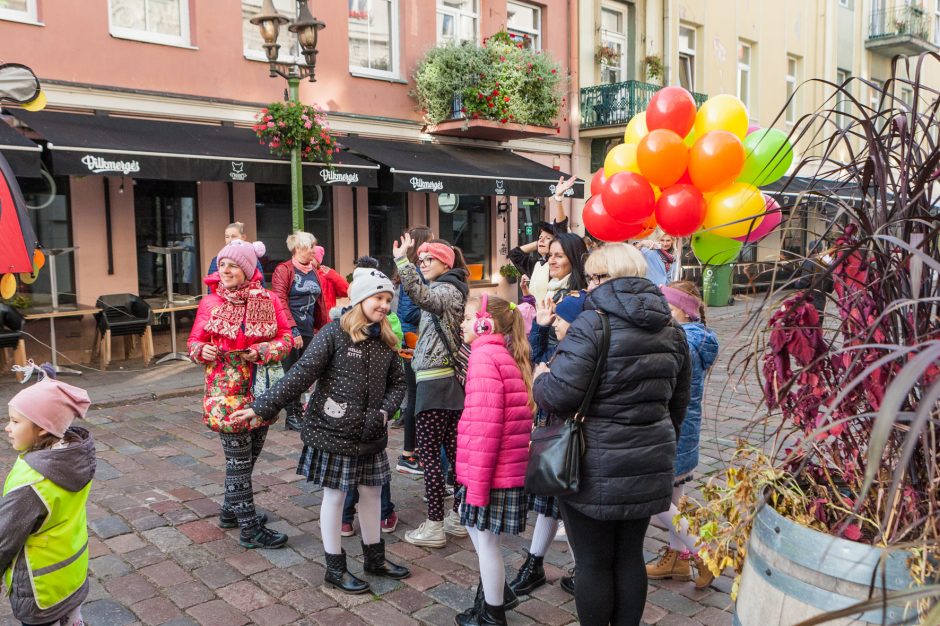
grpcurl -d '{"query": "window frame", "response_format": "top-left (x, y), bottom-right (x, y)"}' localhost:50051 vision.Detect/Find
top-left (436, 0), bottom-right (479, 46)
top-left (678, 25), bottom-right (697, 93)
top-left (0, 0), bottom-right (40, 25)
top-left (600, 2), bottom-right (628, 84)
top-left (506, 0), bottom-right (541, 50)
top-left (737, 41), bottom-right (752, 109)
top-left (347, 0), bottom-right (401, 79)
top-left (935, 0), bottom-right (940, 44)
top-left (785, 55), bottom-right (799, 126)
top-left (836, 68), bottom-right (851, 128)
top-left (242, 0), bottom-right (302, 64)
top-left (108, 0), bottom-right (192, 48)
top-left (436, 194), bottom-right (492, 284)
top-left (869, 78), bottom-right (883, 112)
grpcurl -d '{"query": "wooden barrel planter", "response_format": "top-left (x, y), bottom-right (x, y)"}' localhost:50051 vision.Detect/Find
top-left (734, 505), bottom-right (919, 625)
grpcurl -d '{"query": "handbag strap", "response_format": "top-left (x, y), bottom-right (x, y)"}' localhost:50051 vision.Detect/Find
top-left (574, 311), bottom-right (610, 423)
top-left (430, 313), bottom-right (460, 364)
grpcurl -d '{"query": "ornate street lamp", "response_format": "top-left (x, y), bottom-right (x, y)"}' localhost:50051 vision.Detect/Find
top-left (251, 0), bottom-right (326, 230)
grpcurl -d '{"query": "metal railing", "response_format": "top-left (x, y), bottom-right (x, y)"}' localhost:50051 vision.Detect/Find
top-left (580, 80), bottom-right (708, 130)
top-left (868, 5), bottom-right (932, 41)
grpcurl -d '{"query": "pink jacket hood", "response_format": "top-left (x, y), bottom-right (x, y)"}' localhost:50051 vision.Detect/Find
top-left (456, 333), bottom-right (533, 507)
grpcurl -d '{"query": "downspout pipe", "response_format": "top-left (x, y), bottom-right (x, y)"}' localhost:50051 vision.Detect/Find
top-left (663, 0), bottom-right (671, 86)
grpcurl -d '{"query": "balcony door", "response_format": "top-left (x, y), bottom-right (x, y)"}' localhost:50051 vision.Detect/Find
top-left (600, 3), bottom-right (630, 84)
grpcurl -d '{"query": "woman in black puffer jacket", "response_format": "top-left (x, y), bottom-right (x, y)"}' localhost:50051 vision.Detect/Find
top-left (532, 243), bottom-right (691, 626)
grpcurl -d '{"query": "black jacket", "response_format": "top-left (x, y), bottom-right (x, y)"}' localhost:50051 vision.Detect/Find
top-left (252, 322), bottom-right (406, 456)
top-left (533, 277), bottom-right (692, 520)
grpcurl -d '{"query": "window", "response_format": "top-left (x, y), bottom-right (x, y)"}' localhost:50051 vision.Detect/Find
top-left (109, 0), bottom-right (191, 47)
top-left (242, 0), bottom-right (300, 62)
top-left (737, 41), bottom-right (752, 109)
top-left (507, 1), bottom-right (541, 50)
top-left (255, 184), bottom-right (334, 277)
top-left (935, 0), bottom-right (940, 44)
top-left (0, 0), bottom-right (38, 24)
top-left (901, 87), bottom-right (914, 111)
top-left (678, 25), bottom-right (697, 92)
top-left (869, 78), bottom-right (883, 112)
top-left (838, 0), bottom-right (850, 7)
top-left (438, 195), bottom-right (491, 282)
top-left (516, 197), bottom-right (545, 246)
top-left (600, 4), bottom-right (627, 84)
top-left (836, 68), bottom-right (851, 128)
top-left (368, 190), bottom-right (408, 278)
top-left (437, 0), bottom-right (478, 45)
top-left (19, 176), bottom-right (74, 305)
top-left (785, 56), bottom-right (799, 125)
top-left (133, 181), bottom-right (200, 298)
top-left (348, 0), bottom-right (399, 78)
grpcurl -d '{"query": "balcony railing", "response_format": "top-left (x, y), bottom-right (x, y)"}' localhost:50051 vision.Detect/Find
top-left (580, 80), bottom-right (707, 130)
top-left (866, 5), bottom-right (938, 56)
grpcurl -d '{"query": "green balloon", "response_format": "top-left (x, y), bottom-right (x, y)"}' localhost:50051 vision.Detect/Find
top-left (691, 231), bottom-right (743, 265)
top-left (737, 128), bottom-right (793, 187)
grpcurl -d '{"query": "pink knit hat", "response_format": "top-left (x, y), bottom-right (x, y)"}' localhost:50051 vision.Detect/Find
top-left (217, 240), bottom-right (265, 280)
top-left (417, 242), bottom-right (455, 269)
top-left (8, 378), bottom-right (91, 438)
top-left (313, 246), bottom-right (325, 264)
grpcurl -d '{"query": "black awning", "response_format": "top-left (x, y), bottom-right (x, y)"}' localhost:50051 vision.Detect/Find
top-left (10, 111), bottom-right (378, 187)
top-left (340, 136), bottom-right (584, 199)
top-left (764, 175), bottom-right (863, 202)
top-left (0, 119), bottom-right (41, 178)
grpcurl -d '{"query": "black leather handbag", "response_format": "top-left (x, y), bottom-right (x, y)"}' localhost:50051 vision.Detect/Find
top-left (524, 311), bottom-right (610, 497)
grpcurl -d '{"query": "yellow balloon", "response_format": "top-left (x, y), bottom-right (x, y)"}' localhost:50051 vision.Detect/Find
top-left (0, 273), bottom-right (16, 300)
top-left (704, 183), bottom-right (765, 238)
top-left (22, 90), bottom-right (47, 112)
top-left (20, 257), bottom-right (41, 285)
top-left (652, 184), bottom-right (662, 201)
top-left (604, 143), bottom-right (640, 178)
top-left (694, 94), bottom-right (749, 140)
top-left (683, 129), bottom-right (697, 148)
top-left (623, 112), bottom-right (649, 144)
top-left (33, 248), bottom-right (45, 270)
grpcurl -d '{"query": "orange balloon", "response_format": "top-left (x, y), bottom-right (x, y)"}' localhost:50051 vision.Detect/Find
top-left (33, 249), bottom-right (45, 270)
top-left (604, 143), bottom-right (640, 178)
top-left (688, 130), bottom-right (745, 193)
top-left (637, 129), bottom-right (689, 188)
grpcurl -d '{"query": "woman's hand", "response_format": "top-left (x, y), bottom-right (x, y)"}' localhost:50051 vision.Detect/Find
top-left (230, 408), bottom-right (258, 423)
top-left (293, 335), bottom-right (304, 349)
top-left (536, 295), bottom-right (556, 327)
top-left (552, 175), bottom-right (577, 201)
top-left (201, 344), bottom-right (219, 361)
top-left (520, 274), bottom-right (531, 297)
top-left (533, 362), bottom-right (551, 379)
top-left (393, 233), bottom-right (414, 260)
top-left (243, 349), bottom-right (260, 362)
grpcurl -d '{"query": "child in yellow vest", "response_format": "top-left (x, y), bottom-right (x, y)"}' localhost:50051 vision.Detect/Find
top-left (2, 365), bottom-right (94, 626)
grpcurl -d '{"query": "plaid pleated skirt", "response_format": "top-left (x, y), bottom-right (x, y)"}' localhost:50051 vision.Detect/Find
top-left (526, 494), bottom-right (561, 520)
top-left (296, 446), bottom-right (390, 491)
top-left (457, 486), bottom-right (527, 536)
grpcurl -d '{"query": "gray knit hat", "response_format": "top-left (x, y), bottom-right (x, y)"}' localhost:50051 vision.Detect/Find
top-left (348, 267), bottom-right (395, 308)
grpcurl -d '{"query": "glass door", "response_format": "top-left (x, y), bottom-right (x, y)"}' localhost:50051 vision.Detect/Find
top-left (134, 180), bottom-right (199, 298)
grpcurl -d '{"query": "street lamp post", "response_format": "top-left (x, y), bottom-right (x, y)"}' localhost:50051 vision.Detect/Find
top-left (251, 0), bottom-right (325, 232)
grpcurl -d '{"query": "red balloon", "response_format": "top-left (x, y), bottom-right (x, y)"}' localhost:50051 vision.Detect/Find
top-left (655, 184), bottom-right (707, 237)
top-left (590, 168), bottom-right (607, 196)
top-left (601, 172), bottom-right (655, 225)
top-left (583, 196), bottom-right (647, 242)
top-left (646, 86), bottom-right (698, 138)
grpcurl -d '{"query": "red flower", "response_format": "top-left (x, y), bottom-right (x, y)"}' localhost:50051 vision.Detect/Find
top-left (843, 525), bottom-right (862, 541)
top-left (488, 102), bottom-right (495, 108)
top-left (551, 69), bottom-right (557, 74)
top-left (504, 96), bottom-right (510, 102)
top-left (492, 89), bottom-right (499, 96)
top-left (500, 118), bottom-right (508, 124)
top-left (499, 56), bottom-right (506, 62)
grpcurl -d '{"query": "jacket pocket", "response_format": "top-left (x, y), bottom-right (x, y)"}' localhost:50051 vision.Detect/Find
top-left (361, 408), bottom-right (386, 443)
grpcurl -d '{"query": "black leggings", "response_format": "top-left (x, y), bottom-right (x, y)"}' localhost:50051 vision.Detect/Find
top-left (402, 363), bottom-right (418, 452)
top-left (415, 409), bottom-right (459, 521)
top-left (559, 502), bottom-right (651, 626)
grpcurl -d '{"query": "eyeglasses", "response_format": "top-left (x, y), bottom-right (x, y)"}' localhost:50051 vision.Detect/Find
top-left (587, 273), bottom-right (610, 284)
top-left (418, 256), bottom-right (435, 266)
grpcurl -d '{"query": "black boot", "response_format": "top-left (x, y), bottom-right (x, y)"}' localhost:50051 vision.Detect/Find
top-left (503, 582), bottom-right (519, 610)
top-left (560, 573), bottom-right (575, 595)
top-left (219, 510), bottom-right (267, 529)
top-left (239, 524), bottom-right (287, 549)
top-left (324, 550), bottom-right (370, 594)
top-left (362, 540), bottom-right (410, 579)
top-left (508, 552), bottom-right (546, 595)
top-left (455, 601), bottom-right (508, 626)
top-left (457, 579), bottom-right (517, 625)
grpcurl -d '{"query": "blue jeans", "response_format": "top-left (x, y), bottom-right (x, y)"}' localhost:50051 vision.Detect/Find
top-left (343, 482), bottom-right (394, 522)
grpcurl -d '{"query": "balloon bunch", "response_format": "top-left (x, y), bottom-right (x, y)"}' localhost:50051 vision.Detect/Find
top-left (583, 87), bottom-right (793, 265)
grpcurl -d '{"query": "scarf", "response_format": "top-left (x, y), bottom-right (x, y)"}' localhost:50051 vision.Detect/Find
top-left (205, 281), bottom-right (278, 340)
top-left (529, 259), bottom-right (552, 302)
top-left (657, 249), bottom-right (675, 274)
top-left (546, 274), bottom-right (570, 300)
top-left (292, 258), bottom-right (315, 273)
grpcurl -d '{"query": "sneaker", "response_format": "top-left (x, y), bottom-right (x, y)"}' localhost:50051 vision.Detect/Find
top-left (646, 547), bottom-right (692, 581)
top-left (381, 512), bottom-right (399, 533)
top-left (443, 510), bottom-right (468, 537)
top-left (554, 520), bottom-right (567, 541)
top-left (404, 519), bottom-right (446, 548)
top-left (239, 525), bottom-right (288, 550)
top-left (341, 522), bottom-right (356, 537)
top-left (397, 454), bottom-right (423, 475)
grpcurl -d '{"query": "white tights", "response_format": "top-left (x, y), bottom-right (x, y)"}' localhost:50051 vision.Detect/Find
top-left (653, 485), bottom-right (697, 552)
top-left (528, 513), bottom-right (558, 558)
top-left (321, 486), bottom-right (383, 554)
top-left (468, 526), bottom-right (505, 605)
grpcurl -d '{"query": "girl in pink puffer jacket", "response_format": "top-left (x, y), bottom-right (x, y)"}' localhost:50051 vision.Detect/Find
top-left (454, 294), bottom-right (535, 626)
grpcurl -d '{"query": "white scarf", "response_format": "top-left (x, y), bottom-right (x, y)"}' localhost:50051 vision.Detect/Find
top-left (529, 259), bottom-right (552, 302)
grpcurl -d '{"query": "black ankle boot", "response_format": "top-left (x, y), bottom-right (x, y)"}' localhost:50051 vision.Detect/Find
top-left (503, 582), bottom-right (519, 610)
top-left (362, 540), bottom-right (410, 579)
top-left (457, 579), bottom-right (517, 625)
top-left (455, 601), bottom-right (508, 626)
top-left (324, 550), bottom-right (370, 594)
top-left (508, 552), bottom-right (546, 595)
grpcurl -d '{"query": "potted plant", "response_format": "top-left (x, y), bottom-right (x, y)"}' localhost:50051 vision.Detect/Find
top-left (679, 55), bottom-right (940, 624)
top-left (499, 263), bottom-right (521, 284)
top-left (644, 55), bottom-right (664, 83)
top-left (253, 101), bottom-right (339, 164)
top-left (596, 44), bottom-right (621, 67)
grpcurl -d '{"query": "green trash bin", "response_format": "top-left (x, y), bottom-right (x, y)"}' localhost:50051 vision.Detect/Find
top-left (702, 264), bottom-right (734, 307)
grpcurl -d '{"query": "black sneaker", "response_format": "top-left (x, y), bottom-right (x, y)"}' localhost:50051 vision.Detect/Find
top-left (239, 525), bottom-right (288, 549)
top-left (396, 454), bottom-right (423, 475)
top-left (219, 511), bottom-right (268, 529)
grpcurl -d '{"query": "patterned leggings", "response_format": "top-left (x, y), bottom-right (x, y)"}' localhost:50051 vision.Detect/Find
top-left (219, 426), bottom-right (269, 529)
top-left (415, 409), bottom-right (460, 521)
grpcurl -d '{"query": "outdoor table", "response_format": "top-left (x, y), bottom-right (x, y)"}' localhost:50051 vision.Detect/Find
top-left (23, 301), bottom-right (100, 375)
top-left (148, 300), bottom-right (200, 364)
top-left (147, 245), bottom-right (192, 365)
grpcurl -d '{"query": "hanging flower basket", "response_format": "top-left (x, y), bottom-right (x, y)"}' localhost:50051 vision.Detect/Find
top-left (253, 101), bottom-right (339, 164)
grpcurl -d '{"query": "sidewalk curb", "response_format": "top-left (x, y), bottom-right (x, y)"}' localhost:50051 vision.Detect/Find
top-left (92, 385), bottom-right (203, 409)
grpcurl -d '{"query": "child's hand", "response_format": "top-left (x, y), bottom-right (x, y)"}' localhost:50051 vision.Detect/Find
top-left (520, 274), bottom-right (530, 297)
top-left (201, 344), bottom-right (219, 361)
top-left (536, 296), bottom-right (556, 326)
top-left (534, 362), bottom-right (550, 379)
top-left (393, 233), bottom-right (414, 260)
top-left (230, 408), bottom-right (258, 422)
top-left (243, 349), bottom-right (260, 362)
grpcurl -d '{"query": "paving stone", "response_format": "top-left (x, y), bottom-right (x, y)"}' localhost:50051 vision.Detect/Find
top-left (186, 600), bottom-right (250, 626)
top-left (251, 567), bottom-right (306, 595)
top-left (202, 537), bottom-right (245, 559)
top-left (158, 619), bottom-right (199, 626)
top-left (383, 586), bottom-right (434, 614)
top-left (248, 603), bottom-right (301, 626)
top-left (648, 589), bottom-right (705, 617)
top-left (178, 520), bottom-right (226, 544)
top-left (700, 591), bottom-right (733, 611)
top-left (185, 498), bottom-right (222, 517)
top-left (164, 581), bottom-right (216, 610)
top-left (138, 560), bottom-right (194, 587)
top-left (216, 580), bottom-right (276, 613)
top-left (122, 545), bottom-right (167, 569)
top-left (281, 588), bottom-right (337, 614)
top-left (226, 550), bottom-right (273, 576)
top-left (309, 607), bottom-right (369, 626)
top-left (164, 508), bottom-right (200, 524)
top-left (142, 527), bottom-right (192, 552)
top-left (515, 597), bottom-right (575, 626)
top-left (82, 599), bottom-right (138, 626)
top-left (90, 516), bottom-right (133, 539)
top-left (105, 533), bottom-right (147, 554)
top-left (168, 544), bottom-right (215, 569)
top-left (655, 615), bottom-right (703, 626)
top-left (320, 583), bottom-right (374, 609)
top-left (413, 603), bottom-right (458, 626)
top-left (695, 606), bottom-right (734, 626)
top-left (642, 601), bottom-right (670, 624)
top-left (352, 599), bottom-right (420, 626)
top-left (193, 561), bottom-right (245, 589)
top-left (401, 564), bottom-right (444, 592)
top-left (105, 573), bottom-right (158, 604)
top-left (425, 581), bottom-right (476, 611)
top-left (259, 546), bottom-right (306, 568)
top-left (131, 515), bottom-right (169, 531)
top-left (95, 460), bottom-right (123, 480)
top-left (131, 596), bottom-right (184, 626)
top-left (89, 555), bottom-right (133, 581)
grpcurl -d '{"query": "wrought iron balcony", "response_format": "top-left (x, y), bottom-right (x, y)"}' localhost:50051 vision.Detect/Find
top-left (580, 80), bottom-right (707, 130)
top-left (866, 5), bottom-right (939, 56)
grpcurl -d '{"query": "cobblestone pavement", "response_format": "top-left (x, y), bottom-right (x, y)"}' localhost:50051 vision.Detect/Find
top-left (0, 296), bottom-right (777, 626)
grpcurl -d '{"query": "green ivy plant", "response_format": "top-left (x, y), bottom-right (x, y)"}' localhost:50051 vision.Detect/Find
top-left (413, 30), bottom-right (564, 128)
top-left (253, 101), bottom-right (338, 164)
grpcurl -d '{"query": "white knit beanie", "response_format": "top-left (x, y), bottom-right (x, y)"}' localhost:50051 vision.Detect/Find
top-left (348, 267), bottom-right (395, 308)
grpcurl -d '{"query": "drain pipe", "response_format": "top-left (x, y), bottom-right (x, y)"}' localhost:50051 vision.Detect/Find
top-left (662, 0), bottom-right (671, 86)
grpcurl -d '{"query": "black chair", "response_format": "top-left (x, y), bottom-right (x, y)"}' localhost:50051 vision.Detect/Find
top-left (0, 304), bottom-right (27, 378)
top-left (93, 294), bottom-right (154, 368)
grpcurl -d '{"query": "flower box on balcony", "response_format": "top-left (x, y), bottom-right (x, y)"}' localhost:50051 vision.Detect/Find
top-left (425, 118), bottom-right (558, 141)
